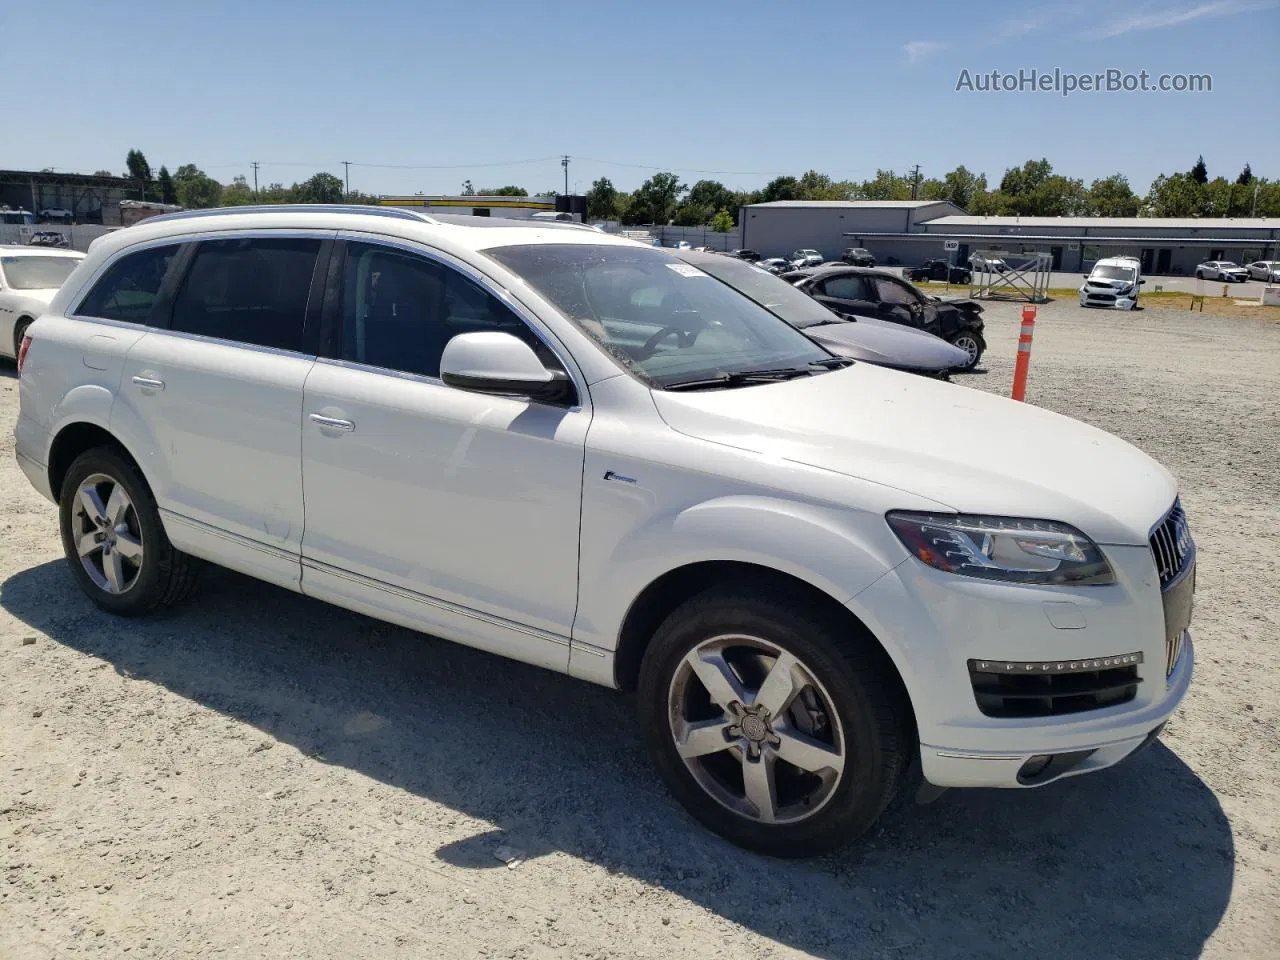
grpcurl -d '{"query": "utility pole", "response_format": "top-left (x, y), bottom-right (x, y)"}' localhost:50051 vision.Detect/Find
top-left (250, 161), bottom-right (260, 196)
top-left (908, 164), bottom-right (921, 200)
top-left (341, 160), bottom-right (351, 198)
top-left (562, 155), bottom-right (570, 195)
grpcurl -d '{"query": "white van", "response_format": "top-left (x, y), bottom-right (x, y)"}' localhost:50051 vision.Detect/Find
top-left (1079, 256), bottom-right (1143, 310)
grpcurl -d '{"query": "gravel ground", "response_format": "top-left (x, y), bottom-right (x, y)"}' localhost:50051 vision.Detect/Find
top-left (1, 300), bottom-right (1277, 959)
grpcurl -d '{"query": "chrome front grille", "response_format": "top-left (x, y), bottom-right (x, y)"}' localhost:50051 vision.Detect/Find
top-left (1150, 498), bottom-right (1193, 589)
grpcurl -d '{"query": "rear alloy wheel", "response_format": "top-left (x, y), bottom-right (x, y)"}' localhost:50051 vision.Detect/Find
top-left (949, 331), bottom-right (985, 370)
top-left (638, 587), bottom-right (910, 857)
top-left (59, 447), bottom-right (200, 615)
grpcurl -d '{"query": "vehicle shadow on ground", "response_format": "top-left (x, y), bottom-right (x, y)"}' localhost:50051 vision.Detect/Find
top-left (1, 561), bottom-right (1233, 959)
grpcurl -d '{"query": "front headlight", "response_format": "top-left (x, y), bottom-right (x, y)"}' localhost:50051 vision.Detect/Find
top-left (886, 512), bottom-right (1115, 585)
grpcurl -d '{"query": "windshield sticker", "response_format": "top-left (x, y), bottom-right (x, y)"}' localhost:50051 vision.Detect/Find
top-left (665, 263), bottom-right (708, 278)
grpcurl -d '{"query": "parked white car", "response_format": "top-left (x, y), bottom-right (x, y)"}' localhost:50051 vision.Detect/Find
top-left (790, 248), bottom-right (824, 268)
top-left (1079, 256), bottom-right (1144, 310)
top-left (1246, 260), bottom-right (1280, 282)
top-left (14, 207), bottom-right (1195, 857)
top-left (0, 245), bottom-right (84, 359)
top-left (968, 254), bottom-right (1009, 273)
top-left (1195, 261), bottom-right (1249, 282)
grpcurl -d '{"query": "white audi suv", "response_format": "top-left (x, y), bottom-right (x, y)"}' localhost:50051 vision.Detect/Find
top-left (13, 206), bottom-right (1195, 856)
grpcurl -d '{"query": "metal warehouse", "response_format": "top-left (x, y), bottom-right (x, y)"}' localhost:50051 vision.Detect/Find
top-left (740, 200), bottom-right (1280, 275)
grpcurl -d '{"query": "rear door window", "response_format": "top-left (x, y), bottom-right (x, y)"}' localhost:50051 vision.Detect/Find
top-left (819, 275), bottom-right (872, 300)
top-left (77, 244), bottom-right (181, 324)
top-left (171, 237), bottom-right (322, 352)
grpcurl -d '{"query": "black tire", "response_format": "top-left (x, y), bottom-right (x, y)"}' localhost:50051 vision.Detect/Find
top-left (58, 446), bottom-right (200, 616)
top-left (949, 330), bottom-right (985, 371)
top-left (637, 584), bottom-right (912, 858)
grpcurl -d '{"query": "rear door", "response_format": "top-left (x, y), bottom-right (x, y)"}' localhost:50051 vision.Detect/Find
top-left (811, 273), bottom-right (878, 318)
top-left (114, 232), bottom-right (330, 591)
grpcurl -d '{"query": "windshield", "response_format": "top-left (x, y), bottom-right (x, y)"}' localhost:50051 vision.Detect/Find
top-left (690, 256), bottom-right (843, 330)
top-left (1219, 262), bottom-right (1239, 268)
top-left (484, 243), bottom-right (833, 387)
top-left (0, 255), bottom-right (79, 290)
top-left (1092, 264), bottom-right (1137, 281)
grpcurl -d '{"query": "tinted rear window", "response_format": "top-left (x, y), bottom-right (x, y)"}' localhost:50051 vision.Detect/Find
top-left (171, 237), bottom-right (321, 352)
top-left (77, 245), bottom-right (180, 324)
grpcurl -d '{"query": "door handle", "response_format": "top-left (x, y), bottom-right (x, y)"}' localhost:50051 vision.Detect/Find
top-left (131, 375), bottom-right (165, 391)
top-left (309, 413), bottom-right (355, 432)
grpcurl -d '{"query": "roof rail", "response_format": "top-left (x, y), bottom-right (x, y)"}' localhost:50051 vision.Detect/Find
top-left (141, 204), bottom-right (439, 226)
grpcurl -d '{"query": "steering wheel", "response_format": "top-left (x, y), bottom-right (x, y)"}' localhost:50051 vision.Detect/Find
top-left (636, 325), bottom-right (695, 360)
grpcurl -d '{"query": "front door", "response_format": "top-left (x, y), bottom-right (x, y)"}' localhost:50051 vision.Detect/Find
top-left (810, 274), bottom-right (878, 319)
top-left (299, 237), bottom-right (589, 671)
top-left (1140, 248), bottom-right (1155, 273)
top-left (115, 233), bottom-right (328, 591)
top-left (1156, 249), bottom-right (1172, 274)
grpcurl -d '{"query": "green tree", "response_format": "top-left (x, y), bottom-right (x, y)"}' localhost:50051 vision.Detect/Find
top-left (685, 180), bottom-right (736, 214)
top-left (460, 180), bottom-right (476, 196)
top-left (92, 169), bottom-right (115, 178)
top-left (1143, 173), bottom-right (1204, 217)
top-left (125, 148), bottom-right (153, 200)
top-left (923, 165), bottom-right (987, 210)
top-left (1086, 174), bottom-right (1139, 217)
top-left (709, 208), bottom-right (735, 233)
top-left (586, 177), bottom-right (621, 220)
top-left (478, 185), bottom-right (528, 196)
top-left (795, 170), bottom-right (853, 201)
top-left (992, 159), bottom-right (1085, 215)
top-left (856, 169), bottom-right (913, 201)
top-left (157, 166), bottom-right (177, 205)
top-left (172, 164), bottom-right (223, 208)
top-left (754, 176), bottom-right (799, 203)
top-left (1189, 156), bottom-right (1208, 184)
top-left (220, 175), bottom-right (255, 206)
top-left (1236, 163), bottom-right (1253, 185)
top-left (673, 202), bottom-right (712, 226)
top-left (624, 172), bottom-right (685, 225)
top-left (295, 172), bottom-right (344, 204)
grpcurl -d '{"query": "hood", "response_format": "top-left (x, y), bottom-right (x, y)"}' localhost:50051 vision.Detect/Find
top-left (651, 364), bottom-right (1176, 545)
top-left (804, 317), bottom-right (967, 372)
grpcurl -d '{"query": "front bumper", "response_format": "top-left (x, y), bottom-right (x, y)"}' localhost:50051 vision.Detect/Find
top-left (850, 543), bottom-right (1193, 789)
top-left (1080, 288), bottom-right (1137, 309)
top-left (920, 629), bottom-right (1191, 788)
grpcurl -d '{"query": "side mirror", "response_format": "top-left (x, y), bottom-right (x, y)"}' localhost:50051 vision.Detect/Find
top-left (1082, 274), bottom-right (1089, 279)
top-left (1138, 279), bottom-right (1146, 285)
top-left (440, 332), bottom-right (574, 405)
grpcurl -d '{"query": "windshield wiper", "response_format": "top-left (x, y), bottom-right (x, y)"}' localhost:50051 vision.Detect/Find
top-left (663, 358), bottom-right (851, 391)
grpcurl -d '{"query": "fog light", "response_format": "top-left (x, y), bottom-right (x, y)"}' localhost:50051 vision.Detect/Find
top-left (1019, 755), bottom-right (1052, 780)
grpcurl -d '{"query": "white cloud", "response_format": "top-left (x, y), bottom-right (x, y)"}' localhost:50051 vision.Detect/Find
top-left (1096, 0), bottom-right (1276, 38)
top-left (903, 40), bottom-right (949, 64)
top-left (994, 18), bottom-right (1044, 41)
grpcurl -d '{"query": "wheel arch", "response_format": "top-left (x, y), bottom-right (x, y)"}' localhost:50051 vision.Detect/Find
top-left (613, 561), bottom-right (915, 729)
top-left (47, 421), bottom-right (145, 505)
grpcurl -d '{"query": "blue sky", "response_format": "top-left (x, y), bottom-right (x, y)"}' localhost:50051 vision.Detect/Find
top-left (6, 0), bottom-right (1277, 197)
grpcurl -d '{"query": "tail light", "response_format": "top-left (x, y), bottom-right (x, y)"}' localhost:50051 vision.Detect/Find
top-left (16, 334), bottom-right (32, 375)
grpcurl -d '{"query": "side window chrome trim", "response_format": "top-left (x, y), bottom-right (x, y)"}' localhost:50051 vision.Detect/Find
top-left (334, 230), bottom-right (590, 409)
top-left (139, 326), bottom-right (320, 361)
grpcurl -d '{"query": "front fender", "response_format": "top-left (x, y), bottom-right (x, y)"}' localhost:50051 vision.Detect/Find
top-left (571, 492), bottom-right (908, 655)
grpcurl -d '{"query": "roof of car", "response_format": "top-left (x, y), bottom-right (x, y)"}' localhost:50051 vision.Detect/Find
top-left (78, 205), bottom-right (642, 264)
top-left (781, 264), bottom-right (884, 279)
top-left (0, 244), bottom-right (84, 258)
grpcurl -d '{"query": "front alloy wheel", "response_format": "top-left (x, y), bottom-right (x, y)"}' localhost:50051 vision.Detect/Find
top-left (668, 635), bottom-right (846, 825)
top-left (950, 331), bottom-right (984, 370)
top-left (638, 586), bottom-right (911, 857)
